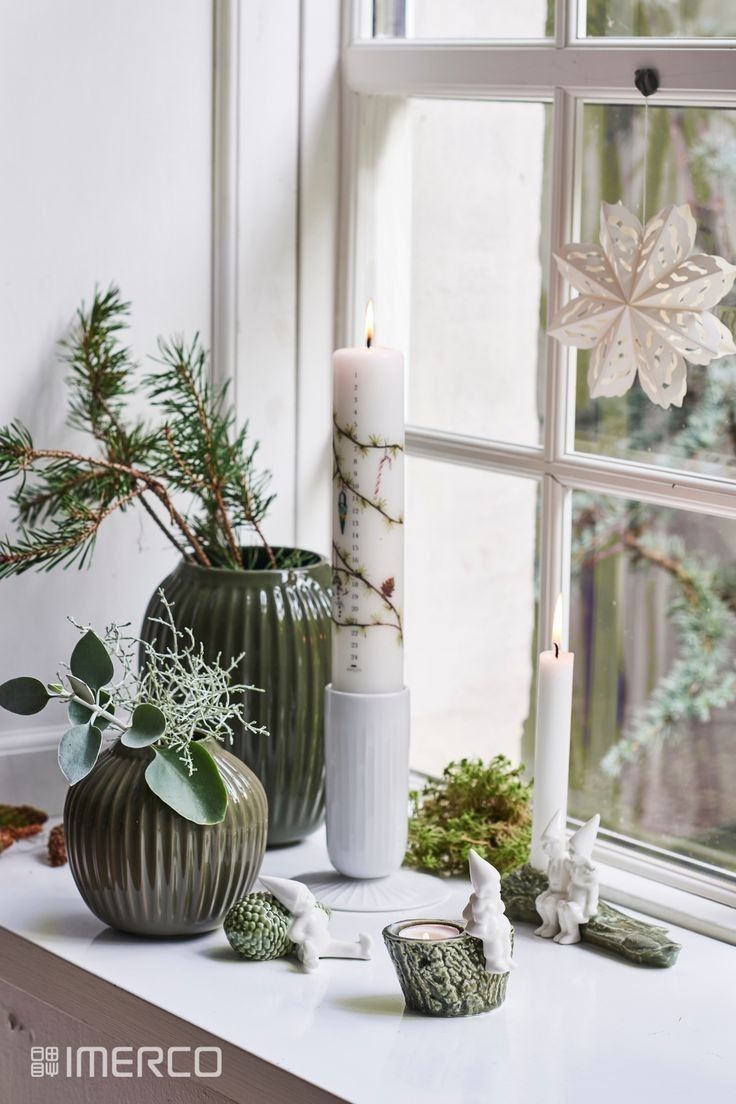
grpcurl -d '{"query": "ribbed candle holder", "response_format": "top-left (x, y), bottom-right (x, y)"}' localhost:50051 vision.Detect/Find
top-left (296, 686), bottom-right (446, 912)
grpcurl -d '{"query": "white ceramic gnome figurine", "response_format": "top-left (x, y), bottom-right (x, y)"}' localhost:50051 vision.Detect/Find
top-left (260, 876), bottom-right (372, 971)
top-left (461, 850), bottom-right (515, 974)
top-left (554, 814), bottom-right (600, 945)
top-left (534, 810), bottom-right (571, 939)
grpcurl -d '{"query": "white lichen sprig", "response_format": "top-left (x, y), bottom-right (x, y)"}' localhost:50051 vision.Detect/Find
top-left (138, 591), bottom-right (268, 776)
top-left (0, 597), bottom-right (268, 825)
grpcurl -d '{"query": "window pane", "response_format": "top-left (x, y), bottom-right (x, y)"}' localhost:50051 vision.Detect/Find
top-left (373, 0), bottom-right (554, 39)
top-left (569, 490), bottom-right (736, 873)
top-left (406, 457), bottom-right (538, 775)
top-left (581, 0), bottom-right (736, 37)
top-left (574, 103), bottom-right (736, 479)
top-left (355, 97), bottom-right (550, 446)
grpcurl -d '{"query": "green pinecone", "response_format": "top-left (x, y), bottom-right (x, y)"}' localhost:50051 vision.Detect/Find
top-left (224, 892), bottom-right (331, 961)
top-left (224, 892), bottom-right (295, 961)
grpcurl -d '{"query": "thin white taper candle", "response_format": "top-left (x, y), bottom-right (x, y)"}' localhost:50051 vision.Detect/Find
top-left (530, 594), bottom-right (575, 871)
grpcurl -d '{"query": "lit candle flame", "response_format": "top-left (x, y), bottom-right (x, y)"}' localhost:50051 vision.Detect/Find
top-left (552, 593), bottom-right (564, 656)
top-left (364, 299), bottom-right (375, 348)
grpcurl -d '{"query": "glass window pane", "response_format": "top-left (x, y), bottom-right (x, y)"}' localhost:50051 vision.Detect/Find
top-left (574, 103), bottom-right (736, 479)
top-left (569, 490), bottom-right (736, 873)
top-left (373, 0), bottom-right (554, 39)
top-left (581, 0), bottom-right (736, 37)
top-left (406, 457), bottom-right (538, 775)
top-left (355, 97), bottom-right (551, 446)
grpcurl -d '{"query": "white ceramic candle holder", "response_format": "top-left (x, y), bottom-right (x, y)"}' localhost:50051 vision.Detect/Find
top-left (296, 685), bottom-right (447, 912)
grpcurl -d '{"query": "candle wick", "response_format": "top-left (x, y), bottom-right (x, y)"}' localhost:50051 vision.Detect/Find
top-left (366, 336), bottom-right (372, 349)
top-left (554, 642), bottom-right (560, 659)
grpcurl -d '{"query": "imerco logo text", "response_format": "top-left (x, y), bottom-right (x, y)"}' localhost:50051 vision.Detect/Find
top-left (30, 1045), bottom-right (222, 1079)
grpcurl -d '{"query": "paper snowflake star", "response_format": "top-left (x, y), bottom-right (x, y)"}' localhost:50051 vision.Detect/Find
top-left (548, 201), bottom-right (736, 409)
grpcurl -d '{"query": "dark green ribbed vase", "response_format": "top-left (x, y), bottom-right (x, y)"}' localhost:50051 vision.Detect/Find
top-left (140, 549), bottom-right (331, 846)
top-left (64, 738), bottom-right (268, 936)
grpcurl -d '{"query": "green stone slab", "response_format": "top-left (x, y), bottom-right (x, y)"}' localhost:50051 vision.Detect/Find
top-left (500, 864), bottom-right (681, 968)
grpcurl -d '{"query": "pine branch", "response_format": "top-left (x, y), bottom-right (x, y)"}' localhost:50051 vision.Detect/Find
top-left (146, 336), bottom-right (275, 568)
top-left (0, 431), bottom-right (211, 569)
top-left (62, 285), bottom-right (135, 441)
top-left (0, 287), bottom-right (277, 577)
top-left (0, 485), bottom-right (144, 578)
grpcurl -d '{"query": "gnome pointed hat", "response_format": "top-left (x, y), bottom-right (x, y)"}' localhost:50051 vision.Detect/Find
top-left (260, 875), bottom-right (315, 914)
top-left (541, 809), bottom-right (565, 845)
top-left (468, 849), bottom-right (501, 896)
top-left (569, 814), bottom-right (600, 860)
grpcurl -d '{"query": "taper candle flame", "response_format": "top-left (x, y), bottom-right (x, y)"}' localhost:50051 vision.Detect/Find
top-left (365, 300), bottom-right (375, 349)
top-left (552, 593), bottom-right (564, 658)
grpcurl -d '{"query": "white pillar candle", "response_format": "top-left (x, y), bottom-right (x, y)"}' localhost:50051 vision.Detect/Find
top-left (530, 594), bottom-right (575, 871)
top-left (331, 302), bottom-right (404, 694)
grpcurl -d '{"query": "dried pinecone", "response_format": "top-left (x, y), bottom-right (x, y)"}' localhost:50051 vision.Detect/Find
top-left (48, 824), bottom-right (67, 867)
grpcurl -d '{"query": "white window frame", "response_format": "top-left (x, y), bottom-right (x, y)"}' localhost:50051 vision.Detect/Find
top-left (213, 0), bottom-right (736, 935)
top-left (338, 0), bottom-right (736, 922)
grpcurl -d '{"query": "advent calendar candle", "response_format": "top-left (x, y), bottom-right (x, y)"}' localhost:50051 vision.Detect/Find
top-left (331, 302), bottom-right (404, 694)
top-left (530, 594), bottom-right (575, 871)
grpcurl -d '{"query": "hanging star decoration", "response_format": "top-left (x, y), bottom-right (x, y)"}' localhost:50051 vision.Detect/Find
top-left (548, 201), bottom-right (736, 409)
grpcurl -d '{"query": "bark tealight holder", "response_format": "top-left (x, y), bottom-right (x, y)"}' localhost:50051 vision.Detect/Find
top-left (383, 919), bottom-right (513, 1018)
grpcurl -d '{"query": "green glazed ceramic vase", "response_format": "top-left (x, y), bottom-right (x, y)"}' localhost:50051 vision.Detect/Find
top-left (140, 549), bottom-right (331, 846)
top-left (64, 738), bottom-right (268, 936)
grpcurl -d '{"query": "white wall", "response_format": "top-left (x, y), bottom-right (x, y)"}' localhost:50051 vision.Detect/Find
top-left (0, 0), bottom-right (213, 771)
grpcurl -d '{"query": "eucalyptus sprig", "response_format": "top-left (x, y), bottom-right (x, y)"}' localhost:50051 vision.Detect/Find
top-left (0, 594), bottom-right (268, 824)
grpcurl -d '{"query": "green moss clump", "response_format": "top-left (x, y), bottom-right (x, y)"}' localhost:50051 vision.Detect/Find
top-left (405, 756), bottom-right (532, 877)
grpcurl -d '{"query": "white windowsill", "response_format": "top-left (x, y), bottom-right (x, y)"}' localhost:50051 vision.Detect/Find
top-left (0, 824), bottom-right (733, 1104)
top-left (598, 858), bottom-right (736, 947)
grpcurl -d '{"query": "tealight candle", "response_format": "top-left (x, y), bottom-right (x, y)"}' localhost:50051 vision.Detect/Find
top-left (397, 923), bottom-right (462, 942)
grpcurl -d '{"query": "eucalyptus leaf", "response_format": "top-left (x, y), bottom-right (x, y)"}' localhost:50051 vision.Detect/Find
top-left (122, 703), bottom-right (166, 748)
top-left (0, 677), bottom-right (50, 716)
top-left (67, 675), bottom-right (94, 704)
top-left (47, 682), bottom-right (65, 695)
top-left (70, 630), bottom-right (114, 691)
top-left (68, 690), bottom-right (115, 732)
top-left (144, 742), bottom-right (227, 825)
top-left (58, 724), bottom-right (102, 785)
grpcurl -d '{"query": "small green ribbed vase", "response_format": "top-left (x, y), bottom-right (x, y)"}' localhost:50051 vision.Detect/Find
top-left (64, 738), bottom-right (267, 937)
top-left (140, 549), bottom-right (331, 846)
